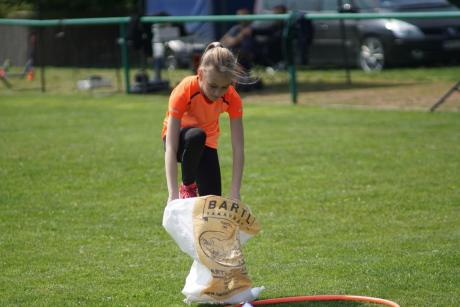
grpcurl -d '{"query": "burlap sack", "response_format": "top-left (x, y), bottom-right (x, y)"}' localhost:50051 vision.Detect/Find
top-left (163, 195), bottom-right (263, 304)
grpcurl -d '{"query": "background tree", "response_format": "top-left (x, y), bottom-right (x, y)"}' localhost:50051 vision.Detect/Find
top-left (0, 0), bottom-right (33, 18)
top-left (0, 0), bottom-right (141, 18)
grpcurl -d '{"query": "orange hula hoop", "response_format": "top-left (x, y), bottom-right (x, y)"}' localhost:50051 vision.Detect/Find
top-left (233, 295), bottom-right (400, 306)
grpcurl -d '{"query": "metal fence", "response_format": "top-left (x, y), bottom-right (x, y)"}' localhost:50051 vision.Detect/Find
top-left (1, 11), bottom-right (460, 103)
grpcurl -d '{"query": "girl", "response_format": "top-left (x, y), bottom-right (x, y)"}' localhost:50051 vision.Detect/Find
top-left (162, 42), bottom-right (245, 202)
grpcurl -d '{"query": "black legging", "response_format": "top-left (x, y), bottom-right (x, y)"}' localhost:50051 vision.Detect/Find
top-left (166, 127), bottom-right (221, 196)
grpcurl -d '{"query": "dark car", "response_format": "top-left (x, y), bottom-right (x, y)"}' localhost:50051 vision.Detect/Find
top-left (254, 0), bottom-right (460, 71)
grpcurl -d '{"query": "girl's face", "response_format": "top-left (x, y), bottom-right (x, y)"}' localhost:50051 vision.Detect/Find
top-left (198, 68), bottom-right (233, 101)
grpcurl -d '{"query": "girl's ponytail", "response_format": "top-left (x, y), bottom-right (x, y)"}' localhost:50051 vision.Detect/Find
top-left (199, 42), bottom-right (258, 85)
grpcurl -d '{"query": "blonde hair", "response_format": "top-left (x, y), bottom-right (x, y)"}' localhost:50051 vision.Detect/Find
top-left (199, 42), bottom-right (256, 84)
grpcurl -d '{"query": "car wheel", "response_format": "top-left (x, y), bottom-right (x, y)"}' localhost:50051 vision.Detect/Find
top-left (359, 36), bottom-right (385, 72)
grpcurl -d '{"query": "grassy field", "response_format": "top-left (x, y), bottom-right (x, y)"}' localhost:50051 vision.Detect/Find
top-left (1, 68), bottom-right (459, 306)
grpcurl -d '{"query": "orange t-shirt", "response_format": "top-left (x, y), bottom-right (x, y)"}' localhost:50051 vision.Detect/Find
top-left (161, 75), bottom-right (243, 149)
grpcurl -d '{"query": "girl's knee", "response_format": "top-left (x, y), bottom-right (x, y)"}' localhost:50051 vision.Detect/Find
top-left (187, 128), bottom-right (206, 146)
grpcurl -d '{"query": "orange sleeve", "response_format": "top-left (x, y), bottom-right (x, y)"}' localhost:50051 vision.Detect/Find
top-left (168, 79), bottom-right (190, 119)
top-left (226, 86), bottom-right (243, 119)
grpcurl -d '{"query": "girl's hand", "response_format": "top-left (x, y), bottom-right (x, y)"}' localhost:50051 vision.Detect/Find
top-left (167, 195), bottom-right (178, 203)
top-left (167, 189), bottom-right (179, 203)
top-left (229, 192), bottom-right (241, 202)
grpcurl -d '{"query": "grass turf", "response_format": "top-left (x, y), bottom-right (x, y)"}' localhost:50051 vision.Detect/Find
top-left (0, 92), bottom-right (459, 306)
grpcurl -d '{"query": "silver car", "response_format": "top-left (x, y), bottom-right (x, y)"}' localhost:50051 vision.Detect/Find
top-left (255, 0), bottom-right (460, 71)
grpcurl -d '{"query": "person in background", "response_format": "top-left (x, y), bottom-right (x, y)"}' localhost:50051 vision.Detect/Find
top-left (221, 5), bottom-right (288, 68)
top-left (220, 8), bottom-right (255, 70)
top-left (250, 4), bottom-right (287, 67)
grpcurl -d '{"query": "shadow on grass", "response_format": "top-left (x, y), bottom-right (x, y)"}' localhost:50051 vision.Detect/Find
top-left (123, 76), bottom-right (417, 99)
top-left (253, 80), bottom-right (416, 95)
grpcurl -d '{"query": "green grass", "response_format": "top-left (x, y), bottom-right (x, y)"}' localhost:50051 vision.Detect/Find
top-left (1, 87), bottom-right (459, 306)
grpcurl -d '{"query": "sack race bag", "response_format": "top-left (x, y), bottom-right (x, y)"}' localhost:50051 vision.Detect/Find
top-left (163, 195), bottom-right (264, 304)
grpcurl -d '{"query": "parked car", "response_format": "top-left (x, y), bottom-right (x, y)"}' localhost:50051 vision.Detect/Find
top-left (164, 38), bottom-right (206, 70)
top-left (254, 0), bottom-right (460, 71)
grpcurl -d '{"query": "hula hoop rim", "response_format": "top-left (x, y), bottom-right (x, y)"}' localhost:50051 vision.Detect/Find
top-left (234, 294), bottom-right (400, 307)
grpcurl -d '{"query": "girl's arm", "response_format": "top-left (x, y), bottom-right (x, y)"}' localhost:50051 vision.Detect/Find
top-left (230, 117), bottom-right (244, 200)
top-left (165, 116), bottom-right (181, 202)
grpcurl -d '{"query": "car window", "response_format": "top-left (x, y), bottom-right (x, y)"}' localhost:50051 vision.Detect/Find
top-left (289, 0), bottom-right (320, 11)
top-left (319, 0), bottom-right (377, 12)
top-left (354, 0), bottom-right (379, 9)
top-left (380, 0), bottom-right (456, 10)
top-left (382, 0), bottom-right (448, 5)
top-left (321, 0), bottom-right (339, 11)
top-left (254, 0), bottom-right (321, 13)
top-left (320, 0), bottom-right (378, 12)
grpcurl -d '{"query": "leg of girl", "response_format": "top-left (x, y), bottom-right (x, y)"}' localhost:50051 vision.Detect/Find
top-left (177, 127), bottom-right (205, 198)
top-left (196, 147), bottom-right (221, 196)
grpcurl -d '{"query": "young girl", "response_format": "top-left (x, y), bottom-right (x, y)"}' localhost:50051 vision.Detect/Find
top-left (162, 42), bottom-right (245, 202)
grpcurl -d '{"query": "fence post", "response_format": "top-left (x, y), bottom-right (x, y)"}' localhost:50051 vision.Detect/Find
top-left (283, 12), bottom-right (298, 104)
top-left (119, 22), bottom-right (130, 94)
top-left (36, 0), bottom-right (46, 93)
